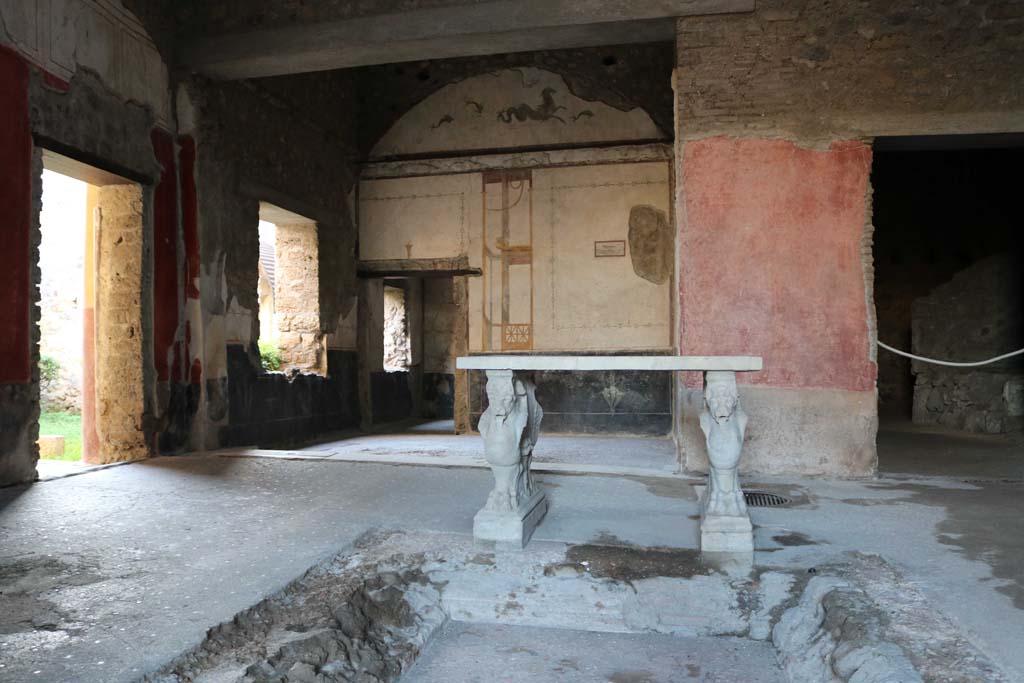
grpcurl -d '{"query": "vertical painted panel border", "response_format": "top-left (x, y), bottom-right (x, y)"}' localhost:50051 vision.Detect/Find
top-left (0, 46), bottom-right (33, 384)
top-left (151, 129), bottom-right (178, 382)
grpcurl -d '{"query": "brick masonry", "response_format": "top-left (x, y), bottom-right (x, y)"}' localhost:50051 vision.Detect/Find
top-left (676, 0), bottom-right (1024, 142)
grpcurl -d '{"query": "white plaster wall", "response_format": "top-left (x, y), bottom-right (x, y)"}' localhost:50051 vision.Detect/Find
top-left (363, 279), bottom-right (385, 373)
top-left (371, 67), bottom-right (661, 160)
top-left (360, 161), bottom-right (672, 354)
top-left (423, 278), bottom-right (458, 374)
top-left (326, 304), bottom-right (358, 351)
top-left (530, 162), bottom-right (672, 351)
top-left (0, 0), bottom-right (172, 128)
top-left (359, 173), bottom-right (482, 262)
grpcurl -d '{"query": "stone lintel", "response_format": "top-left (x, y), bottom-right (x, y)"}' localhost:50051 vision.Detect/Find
top-left (362, 144), bottom-right (674, 178)
top-left (358, 257), bottom-right (481, 279)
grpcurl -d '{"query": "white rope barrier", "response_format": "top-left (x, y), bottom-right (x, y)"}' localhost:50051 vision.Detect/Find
top-left (877, 340), bottom-right (1024, 368)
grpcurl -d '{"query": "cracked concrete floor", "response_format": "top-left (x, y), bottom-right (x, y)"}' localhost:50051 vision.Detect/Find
top-left (0, 424), bottom-right (1022, 682)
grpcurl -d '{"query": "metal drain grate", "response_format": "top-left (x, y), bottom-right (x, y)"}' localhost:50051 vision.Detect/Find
top-left (744, 491), bottom-right (791, 508)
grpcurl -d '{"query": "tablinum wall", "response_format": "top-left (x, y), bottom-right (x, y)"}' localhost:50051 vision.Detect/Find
top-left (360, 163), bottom-right (673, 351)
top-left (360, 159), bottom-right (675, 435)
top-left (358, 63), bottom-right (677, 435)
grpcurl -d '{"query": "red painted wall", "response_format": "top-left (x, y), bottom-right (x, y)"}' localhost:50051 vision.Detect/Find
top-left (679, 137), bottom-right (876, 392)
top-left (0, 47), bottom-right (32, 384)
top-left (179, 136), bottom-right (202, 386)
top-left (151, 130), bottom-right (179, 383)
top-left (179, 137), bottom-right (200, 301)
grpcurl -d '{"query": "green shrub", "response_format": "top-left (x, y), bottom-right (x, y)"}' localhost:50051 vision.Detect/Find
top-left (39, 355), bottom-right (61, 386)
top-left (258, 340), bottom-right (283, 372)
top-left (38, 411), bottom-right (82, 461)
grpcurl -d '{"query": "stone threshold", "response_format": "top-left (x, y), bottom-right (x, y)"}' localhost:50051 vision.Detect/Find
top-left (30, 459), bottom-right (135, 483)
top-left (22, 450), bottom-right (697, 485)
top-left (213, 447), bottom-right (699, 481)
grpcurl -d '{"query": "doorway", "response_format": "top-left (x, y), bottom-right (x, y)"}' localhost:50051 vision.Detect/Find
top-left (359, 275), bottom-right (460, 434)
top-left (871, 135), bottom-right (1023, 476)
top-left (36, 168), bottom-right (89, 468)
top-left (36, 150), bottom-right (148, 473)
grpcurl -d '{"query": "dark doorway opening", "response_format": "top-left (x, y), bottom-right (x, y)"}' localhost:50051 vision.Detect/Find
top-left (871, 135), bottom-right (1023, 476)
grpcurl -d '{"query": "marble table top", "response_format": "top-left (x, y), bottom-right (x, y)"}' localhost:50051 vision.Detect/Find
top-left (456, 355), bottom-right (762, 372)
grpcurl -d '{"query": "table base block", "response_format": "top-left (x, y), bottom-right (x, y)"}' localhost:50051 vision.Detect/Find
top-left (473, 489), bottom-right (548, 550)
top-left (700, 513), bottom-right (754, 553)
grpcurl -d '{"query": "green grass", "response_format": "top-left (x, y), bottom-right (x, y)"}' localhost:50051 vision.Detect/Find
top-left (38, 411), bottom-right (83, 461)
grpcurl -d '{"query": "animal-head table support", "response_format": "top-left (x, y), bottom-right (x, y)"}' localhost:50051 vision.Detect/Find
top-left (699, 370), bottom-right (753, 554)
top-left (473, 369), bottom-right (548, 549)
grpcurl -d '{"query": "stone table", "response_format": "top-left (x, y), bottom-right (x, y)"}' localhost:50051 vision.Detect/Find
top-left (456, 355), bottom-right (763, 552)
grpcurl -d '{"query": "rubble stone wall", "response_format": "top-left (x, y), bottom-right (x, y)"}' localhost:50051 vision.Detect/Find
top-left (383, 284), bottom-right (410, 372)
top-left (94, 184), bottom-right (150, 462)
top-left (912, 254), bottom-right (1024, 434)
top-left (274, 223), bottom-right (325, 374)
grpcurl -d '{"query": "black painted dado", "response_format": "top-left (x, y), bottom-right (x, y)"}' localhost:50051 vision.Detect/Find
top-left (422, 372), bottom-right (455, 419)
top-left (156, 381), bottom-right (201, 453)
top-left (0, 383), bottom-right (36, 477)
top-left (370, 371), bottom-right (414, 424)
top-left (468, 368), bottom-right (672, 436)
top-left (220, 344), bottom-right (359, 447)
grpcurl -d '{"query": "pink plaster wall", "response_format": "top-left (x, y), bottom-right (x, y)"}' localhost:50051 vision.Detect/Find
top-left (679, 136), bottom-right (876, 392)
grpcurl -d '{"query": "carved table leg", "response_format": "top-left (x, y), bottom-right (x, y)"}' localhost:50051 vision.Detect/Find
top-left (473, 369), bottom-right (548, 549)
top-left (699, 370), bottom-right (754, 553)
